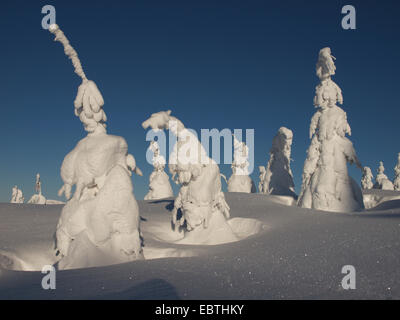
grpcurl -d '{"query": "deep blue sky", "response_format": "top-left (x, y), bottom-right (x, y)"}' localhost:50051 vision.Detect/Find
top-left (0, 0), bottom-right (399, 202)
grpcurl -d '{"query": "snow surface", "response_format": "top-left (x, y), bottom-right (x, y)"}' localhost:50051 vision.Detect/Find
top-left (1, 190), bottom-right (400, 299)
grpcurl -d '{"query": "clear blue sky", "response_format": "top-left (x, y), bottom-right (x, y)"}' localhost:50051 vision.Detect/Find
top-left (0, 0), bottom-right (399, 202)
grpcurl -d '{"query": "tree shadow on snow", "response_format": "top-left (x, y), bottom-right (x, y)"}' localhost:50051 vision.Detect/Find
top-left (95, 278), bottom-right (181, 300)
top-left (148, 199), bottom-right (174, 204)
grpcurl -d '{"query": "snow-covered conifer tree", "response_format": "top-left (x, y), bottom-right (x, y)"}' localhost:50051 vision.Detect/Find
top-left (297, 48), bottom-right (364, 212)
top-left (394, 153), bottom-right (400, 191)
top-left (262, 127), bottom-right (296, 197)
top-left (258, 166), bottom-right (267, 193)
top-left (48, 24), bottom-right (143, 269)
top-left (142, 111), bottom-right (235, 244)
top-left (28, 173), bottom-right (47, 204)
top-left (144, 141), bottom-right (173, 200)
top-left (374, 161), bottom-right (394, 190)
top-left (227, 135), bottom-right (256, 193)
top-left (361, 167), bottom-right (373, 190)
top-left (10, 186), bottom-right (24, 203)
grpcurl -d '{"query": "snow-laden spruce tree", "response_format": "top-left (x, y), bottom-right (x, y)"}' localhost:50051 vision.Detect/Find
top-left (48, 24), bottom-right (143, 269)
top-left (262, 127), bottom-right (296, 197)
top-left (227, 135), bottom-right (256, 193)
top-left (297, 47), bottom-right (364, 212)
top-left (144, 141), bottom-right (173, 200)
top-left (28, 173), bottom-right (46, 204)
top-left (10, 186), bottom-right (24, 203)
top-left (142, 111), bottom-right (235, 244)
top-left (374, 161), bottom-right (394, 190)
top-left (361, 167), bottom-right (374, 190)
top-left (394, 153), bottom-right (400, 191)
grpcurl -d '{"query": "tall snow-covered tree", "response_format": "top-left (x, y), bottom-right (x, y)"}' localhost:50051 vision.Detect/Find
top-left (48, 24), bottom-right (143, 269)
top-left (297, 48), bottom-right (364, 212)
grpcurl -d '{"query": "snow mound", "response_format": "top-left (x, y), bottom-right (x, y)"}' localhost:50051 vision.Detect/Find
top-left (227, 175), bottom-right (256, 193)
top-left (0, 195), bottom-right (265, 271)
top-left (46, 199), bottom-right (65, 205)
top-left (175, 213), bottom-right (263, 245)
top-left (363, 189), bottom-right (400, 209)
top-left (265, 194), bottom-right (297, 206)
top-left (27, 194), bottom-right (46, 205)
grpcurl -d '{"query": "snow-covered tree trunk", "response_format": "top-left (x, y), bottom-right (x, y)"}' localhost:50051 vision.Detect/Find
top-left (297, 47), bottom-right (364, 212)
top-left (48, 24), bottom-right (143, 269)
top-left (262, 127), bottom-right (296, 197)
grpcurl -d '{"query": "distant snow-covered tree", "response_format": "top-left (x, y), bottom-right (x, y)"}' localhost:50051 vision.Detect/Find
top-left (228, 135), bottom-right (256, 193)
top-left (361, 167), bottom-right (373, 190)
top-left (394, 153), bottom-right (400, 191)
top-left (11, 186), bottom-right (24, 204)
top-left (374, 161), bottom-right (394, 190)
top-left (144, 141), bottom-right (173, 200)
top-left (258, 166), bottom-right (267, 193)
top-left (28, 173), bottom-right (46, 204)
top-left (262, 127), bottom-right (296, 197)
